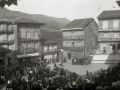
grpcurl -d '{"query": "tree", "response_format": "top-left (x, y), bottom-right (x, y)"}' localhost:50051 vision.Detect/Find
top-left (0, 0), bottom-right (18, 8)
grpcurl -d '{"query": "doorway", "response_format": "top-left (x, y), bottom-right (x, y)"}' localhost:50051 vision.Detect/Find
top-left (68, 53), bottom-right (71, 59)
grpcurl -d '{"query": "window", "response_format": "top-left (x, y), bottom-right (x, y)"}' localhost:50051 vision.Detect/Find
top-left (99, 21), bottom-right (103, 29)
top-left (100, 43), bottom-right (107, 50)
top-left (26, 31), bottom-right (30, 39)
top-left (72, 42), bottom-right (74, 48)
top-left (113, 20), bottom-right (119, 29)
top-left (104, 33), bottom-right (109, 37)
top-left (34, 43), bottom-right (38, 50)
top-left (103, 21), bottom-right (108, 29)
top-left (34, 31), bottom-right (38, 39)
top-left (2, 34), bottom-right (7, 41)
top-left (1, 24), bottom-right (7, 31)
top-left (77, 42), bottom-right (80, 47)
top-left (99, 33), bottom-right (104, 37)
top-left (109, 33), bottom-right (114, 37)
top-left (66, 42), bottom-right (69, 47)
top-left (2, 45), bottom-right (7, 48)
top-left (114, 33), bottom-right (119, 38)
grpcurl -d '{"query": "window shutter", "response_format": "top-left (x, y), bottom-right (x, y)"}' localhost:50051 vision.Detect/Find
top-left (99, 21), bottom-right (103, 29)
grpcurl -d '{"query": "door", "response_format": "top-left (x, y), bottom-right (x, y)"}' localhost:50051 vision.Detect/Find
top-left (68, 53), bottom-right (71, 59)
top-left (109, 44), bottom-right (113, 54)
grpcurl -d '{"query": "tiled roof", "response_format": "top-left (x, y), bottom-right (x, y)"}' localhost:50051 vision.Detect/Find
top-left (14, 17), bottom-right (45, 24)
top-left (62, 18), bottom-right (93, 29)
top-left (98, 10), bottom-right (120, 20)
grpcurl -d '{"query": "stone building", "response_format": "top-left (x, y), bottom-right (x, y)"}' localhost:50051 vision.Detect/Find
top-left (0, 17), bottom-right (44, 69)
top-left (61, 18), bottom-right (98, 59)
top-left (97, 10), bottom-right (120, 54)
top-left (41, 39), bottom-right (58, 62)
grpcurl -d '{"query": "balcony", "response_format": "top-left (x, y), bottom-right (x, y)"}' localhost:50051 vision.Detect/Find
top-left (19, 38), bottom-right (41, 42)
top-left (0, 40), bottom-right (14, 44)
top-left (63, 47), bottom-right (83, 51)
top-left (98, 27), bottom-right (120, 32)
top-left (63, 36), bottom-right (83, 40)
top-left (19, 48), bottom-right (38, 54)
top-left (0, 29), bottom-right (14, 33)
top-left (42, 49), bottom-right (57, 54)
top-left (98, 37), bottom-right (120, 41)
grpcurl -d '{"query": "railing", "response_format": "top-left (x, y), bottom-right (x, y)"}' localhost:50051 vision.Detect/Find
top-left (63, 47), bottom-right (83, 51)
top-left (99, 26), bottom-right (120, 31)
top-left (19, 38), bottom-right (41, 41)
top-left (43, 49), bottom-right (57, 53)
top-left (19, 48), bottom-right (38, 54)
top-left (63, 36), bottom-right (83, 40)
top-left (0, 40), bottom-right (14, 43)
top-left (98, 37), bottom-right (120, 41)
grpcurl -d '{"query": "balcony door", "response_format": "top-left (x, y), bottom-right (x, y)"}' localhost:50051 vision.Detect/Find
top-left (72, 42), bottom-right (74, 49)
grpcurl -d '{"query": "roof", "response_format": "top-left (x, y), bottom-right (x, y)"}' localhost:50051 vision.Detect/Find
top-left (62, 18), bottom-right (93, 29)
top-left (98, 10), bottom-right (120, 20)
top-left (42, 39), bottom-right (58, 45)
top-left (13, 17), bottom-right (45, 24)
top-left (0, 17), bottom-right (45, 25)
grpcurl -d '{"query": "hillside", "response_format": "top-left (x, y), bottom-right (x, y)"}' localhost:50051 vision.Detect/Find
top-left (0, 8), bottom-right (70, 30)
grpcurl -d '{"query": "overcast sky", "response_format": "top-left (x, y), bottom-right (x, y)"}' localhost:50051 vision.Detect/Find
top-left (5, 0), bottom-right (120, 22)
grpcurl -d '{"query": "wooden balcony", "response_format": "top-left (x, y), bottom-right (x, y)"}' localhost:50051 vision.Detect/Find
top-left (19, 38), bottom-right (41, 42)
top-left (19, 48), bottom-right (39, 54)
top-left (0, 40), bottom-right (14, 44)
top-left (63, 36), bottom-right (83, 40)
top-left (98, 37), bottom-right (120, 41)
top-left (0, 29), bottom-right (14, 33)
top-left (63, 47), bottom-right (83, 51)
top-left (42, 49), bottom-right (57, 54)
top-left (98, 27), bottom-right (120, 32)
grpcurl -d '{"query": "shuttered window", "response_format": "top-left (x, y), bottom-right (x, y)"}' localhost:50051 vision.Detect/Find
top-left (26, 31), bottom-right (30, 39)
top-left (113, 20), bottom-right (119, 29)
top-left (103, 21), bottom-right (108, 29)
top-left (1, 24), bottom-right (7, 31)
top-left (99, 21), bottom-right (103, 29)
top-left (2, 34), bottom-right (7, 41)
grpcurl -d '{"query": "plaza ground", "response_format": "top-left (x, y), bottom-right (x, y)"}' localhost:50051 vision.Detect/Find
top-left (48, 60), bottom-right (116, 75)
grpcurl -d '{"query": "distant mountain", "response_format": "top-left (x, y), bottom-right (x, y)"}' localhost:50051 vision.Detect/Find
top-left (0, 8), bottom-right (70, 30)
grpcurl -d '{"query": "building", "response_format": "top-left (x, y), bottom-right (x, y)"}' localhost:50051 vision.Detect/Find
top-left (61, 18), bottom-right (98, 60)
top-left (0, 17), bottom-right (44, 69)
top-left (116, 0), bottom-right (120, 7)
top-left (41, 39), bottom-right (58, 62)
top-left (97, 10), bottom-right (120, 54)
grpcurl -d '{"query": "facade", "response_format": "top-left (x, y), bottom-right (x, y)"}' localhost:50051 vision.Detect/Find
top-left (41, 39), bottom-right (58, 62)
top-left (61, 18), bottom-right (98, 60)
top-left (0, 17), bottom-right (44, 70)
top-left (97, 10), bottom-right (120, 54)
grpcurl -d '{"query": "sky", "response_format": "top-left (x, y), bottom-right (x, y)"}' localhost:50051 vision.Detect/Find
top-left (5, 0), bottom-right (120, 22)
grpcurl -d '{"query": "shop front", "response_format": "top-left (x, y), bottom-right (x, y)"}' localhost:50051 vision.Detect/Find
top-left (16, 53), bottom-right (41, 65)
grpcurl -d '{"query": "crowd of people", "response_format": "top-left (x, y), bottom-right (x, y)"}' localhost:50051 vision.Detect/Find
top-left (1, 59), bottom-right (120, 90)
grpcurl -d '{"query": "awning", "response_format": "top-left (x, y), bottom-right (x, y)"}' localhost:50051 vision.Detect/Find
top-left (16, 53), bottom-right (40, 58)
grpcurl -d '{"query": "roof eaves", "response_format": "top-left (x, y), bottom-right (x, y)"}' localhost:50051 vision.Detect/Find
top-left (61, 28), bottom-right (83, 31)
